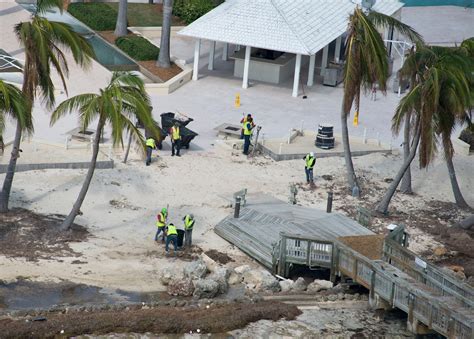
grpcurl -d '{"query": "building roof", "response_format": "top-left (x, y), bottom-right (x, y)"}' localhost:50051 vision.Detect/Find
top-left (178, 0), bottom-right (404, 55)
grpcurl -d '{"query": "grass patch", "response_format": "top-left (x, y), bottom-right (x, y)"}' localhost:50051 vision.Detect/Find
top-left (105, 3), bottom-right (183, 27)
top-left (68, 3), bottom-right (116, 31)
top-left (173, 0), bottom-right (223, 24)
top-left (68, 3), bottom-right (183, 29)
top-left (115, 36), bottom-right (160, 61)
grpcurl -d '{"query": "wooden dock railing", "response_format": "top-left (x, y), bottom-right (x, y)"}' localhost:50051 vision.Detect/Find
top-left (273, 229), bottom-right (474, 338)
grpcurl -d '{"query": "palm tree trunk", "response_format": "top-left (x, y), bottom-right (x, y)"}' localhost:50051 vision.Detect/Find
top-left (375, 124), bottom-right (421, 215)
top-left (123, 132), bottom-right (132, 164)
top-left (60, 118), bottom-right (104, 231)
top-left (341, 106), bottom-right (360, 196)
top-left (400, 111), bottom-right (413, 194)
top-left (157, 0), bottom-right (172, 68)
top-left (0, 121), bottom-right (22, 212)
top-left (446, 156), bottom-right (470, 209)
top-left (114, 0), bottom-right (128, 37)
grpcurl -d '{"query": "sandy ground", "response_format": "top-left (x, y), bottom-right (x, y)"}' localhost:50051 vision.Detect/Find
top-left (0, 141), bottom-right (472, 291)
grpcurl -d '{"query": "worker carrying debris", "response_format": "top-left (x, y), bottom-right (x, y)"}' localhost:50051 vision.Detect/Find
top-left (145, 137), bottom-right (157, 166)
top-left (183, 214), bottom-right (195, 247)
top-left (170, 122), bottom-right (181, 157)
top-left (304, 152), bottom-right (316, 184)
top-left (155, 207), bottom-right (168, 242)
top-left (166, 222), bottom-right (178, 255)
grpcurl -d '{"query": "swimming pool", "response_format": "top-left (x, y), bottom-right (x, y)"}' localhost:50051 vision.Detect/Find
top-left (402, 0), bottom-right (474, 6)
top-left (19, 3), bottom-right (138, 71)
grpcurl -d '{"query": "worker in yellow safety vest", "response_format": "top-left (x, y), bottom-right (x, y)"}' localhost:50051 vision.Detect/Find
top-left (183, 214), bottom-right (195, 247)
top-left (145, 137), bottom-right (156, 166)
top-left (155, 207), bottom-right (167, 242)
top-left (165, 223), bottom-right (178, 255)
top-left (240, 113), bottom-right (255, 139)
top-left (303, 152), bottom-right (316, 184)
top-left (242, 117), bottom-right (254, 155)
top-left (170, 122), bottom-right (181, 157)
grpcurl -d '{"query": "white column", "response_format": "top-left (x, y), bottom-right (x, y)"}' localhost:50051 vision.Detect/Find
top-left (222, 43), bottom-right (228, 61)
top-left (292, 53), bottom-right (302, 97)
top-left (192, 39), bottom-right (201, 81)
top-left (242, 45), bottom-right (251, 89)
top-left (335, 36), bottom-right (342, 62)
top-left (208, 41), bottom-right (216, 70)
top-left (320, 45), bottom-right (329, 76)
top-left (307, 54), bottom-right (316, 87)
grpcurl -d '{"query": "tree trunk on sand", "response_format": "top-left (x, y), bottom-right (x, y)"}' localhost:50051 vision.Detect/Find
top-left (455, 214), bottom-right (474, 230)
top-left (157, 0), bottom-right (172, 68)
top-left (0, 121), bottom-right (23, 212)
top-left (400, 111), bottom-right (413, 194)
top-left (60, 119), bottom-right (104, 231)
top-left (446, 156), bottom-right (470, 209)
top-left (114, 0), bottom-right (128, 37)
top-left (341, 106), bottom-right (360, 196)
top-left (123, 132), bottom-right (132, 164)
top-left (375, 124), bottom-right (421, 215)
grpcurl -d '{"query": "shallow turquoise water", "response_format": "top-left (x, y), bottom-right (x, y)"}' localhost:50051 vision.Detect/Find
top-left (402, 0), bottom-right (474, 7)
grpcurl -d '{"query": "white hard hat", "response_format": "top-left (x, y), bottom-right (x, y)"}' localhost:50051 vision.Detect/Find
top-left (310, 152), bottom-right (314, 157)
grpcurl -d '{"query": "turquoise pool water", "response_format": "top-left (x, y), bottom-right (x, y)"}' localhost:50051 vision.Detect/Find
top-left (402, 0), bottom-right (474, 6)
top-left (19, 4), bottom-right (137, 71)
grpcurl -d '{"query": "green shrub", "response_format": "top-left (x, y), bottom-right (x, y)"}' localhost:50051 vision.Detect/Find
top-left (115, 36), bottom-right (160, 61)
top-left (173, 0), bottom-right (223, 24)
top-left (68, 3), bottom-right (117, 31)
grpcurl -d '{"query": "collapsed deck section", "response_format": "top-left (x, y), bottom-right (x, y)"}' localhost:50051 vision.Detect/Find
top-left (214, 195), bottom-right (373, 269)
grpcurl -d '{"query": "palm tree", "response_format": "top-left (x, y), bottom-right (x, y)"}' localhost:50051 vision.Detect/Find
top-left (376, 45), bottom-right (472, 214)
top-left (51, 72), bottom-right (160, 230)
top-left (114, 0), bottom-right (128, 37)
top-left (0, 80), bottom-right (32, 156)
top-left (399, 48), bottom-right (417, 194)
top-left (0, 0), bottom-right (94, 213)
top-left (157, 0), bottom-right (172, 68)
top-left (340, 7), bottom-right (422, 196)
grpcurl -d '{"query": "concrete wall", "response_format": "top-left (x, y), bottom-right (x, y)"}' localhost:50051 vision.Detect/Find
top-left (0, 160), bottom-right (114, 174)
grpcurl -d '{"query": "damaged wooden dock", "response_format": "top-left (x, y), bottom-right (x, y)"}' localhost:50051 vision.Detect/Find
top-left (214, 194), bottom-right (373, 270)
top-left (214, 194), bottom-right (473, 338)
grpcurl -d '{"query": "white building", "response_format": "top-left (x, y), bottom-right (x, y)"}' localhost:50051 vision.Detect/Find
top-left (179, 0), bottom-right (404, 97)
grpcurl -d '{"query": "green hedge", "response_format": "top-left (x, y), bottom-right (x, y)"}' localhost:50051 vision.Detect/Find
top-left (173, 0), bottom-right (223, 24)
top-left (115, 36), bottom-right (160, 61)
top-left (68, 3), bottom-right (117, 31)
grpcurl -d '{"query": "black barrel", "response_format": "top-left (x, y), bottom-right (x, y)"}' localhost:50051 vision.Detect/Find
top-left (318, 124), bottom-right (334, 137)
top-left (315, 123), bottom-right (335, 149)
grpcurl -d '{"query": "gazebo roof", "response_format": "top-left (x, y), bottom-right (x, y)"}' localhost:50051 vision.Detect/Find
top-left (178, 0), bottom-right (404, 55)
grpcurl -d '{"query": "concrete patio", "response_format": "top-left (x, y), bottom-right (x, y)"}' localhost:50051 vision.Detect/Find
top-left (1, 3), bottom-right (472, 154)
top-left (260, 131), bottom-right (392, 161)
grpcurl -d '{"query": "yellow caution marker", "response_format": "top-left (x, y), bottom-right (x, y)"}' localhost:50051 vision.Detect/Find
top-left (353, 111), bottom-right (359, 127)
top-left (234, 93), bottom-right (241, 108)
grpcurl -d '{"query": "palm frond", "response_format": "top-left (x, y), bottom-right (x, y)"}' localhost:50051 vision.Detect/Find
top-left (36, 0), bottom-right (64, 15)
top-left (50, 93), bottom-right (99, 126)
top-left (367, 11), bottom-right (423, 44)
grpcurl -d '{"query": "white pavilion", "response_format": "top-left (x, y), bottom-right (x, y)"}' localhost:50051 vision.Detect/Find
top-left (178, 0), bottom-right (404, 97)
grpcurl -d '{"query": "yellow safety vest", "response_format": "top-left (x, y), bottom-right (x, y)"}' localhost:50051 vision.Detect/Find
top-left (146, 138), bottom-right (156, 148)
top-left (184, 215), bottom-right (195, 230)
top-left (167, 224), bottom-right (178, 236)
top-left (241, 117), bottom-right (248, 129)
top-left (171, 126), bottom-right (181, 140)
top-left (243, 122), bottom-right (252, 136)
top-left (305, 155), bottom-right (315, 169)
top-left (156, 212), bottom-right (166, 228)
